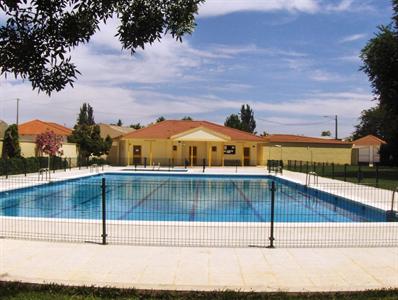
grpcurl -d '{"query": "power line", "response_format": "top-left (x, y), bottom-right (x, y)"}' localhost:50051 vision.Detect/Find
top-left (257, 116), bottom-right (330, 126)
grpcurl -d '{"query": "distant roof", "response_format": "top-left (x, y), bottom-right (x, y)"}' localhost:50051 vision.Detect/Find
top-left (263, 134), bottom-right (352, 145)
top-left (19, 119), bottom-right (72, 136)
top-left (353, 134), bottom-right (387, 146)
top-left (121, 120), bottom-right (263, 142)
top-left (99, 123), bottom-right (135, 134)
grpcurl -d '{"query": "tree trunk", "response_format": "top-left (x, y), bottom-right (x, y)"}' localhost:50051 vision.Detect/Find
top-left (48, 155), bottom-right (51, 180)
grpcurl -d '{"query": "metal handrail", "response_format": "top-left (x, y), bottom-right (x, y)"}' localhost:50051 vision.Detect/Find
top-left (38, 168), bottom-right (48, 181)
top-left (306, 171), bottom-right (318, 186)
top-left (90, 164), bottom-right (100, 173)
top-left (392, 187), bottom-right (398, 211)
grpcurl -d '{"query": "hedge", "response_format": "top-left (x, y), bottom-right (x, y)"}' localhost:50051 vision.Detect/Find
top-left (0, 157), bottom-right (69, 176)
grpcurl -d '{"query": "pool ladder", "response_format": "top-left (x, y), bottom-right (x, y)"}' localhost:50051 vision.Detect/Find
top-left (306, 171), bottom-right (319, 186)
top-left (38, 168), bottom-right (49, 181)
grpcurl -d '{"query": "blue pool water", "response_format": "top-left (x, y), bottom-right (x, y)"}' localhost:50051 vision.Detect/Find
top-left (0, 173), bottom-right (387, 222)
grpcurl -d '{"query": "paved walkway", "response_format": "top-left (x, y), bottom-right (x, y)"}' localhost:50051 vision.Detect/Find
top-left (0, 239), bottom-right (397, 292)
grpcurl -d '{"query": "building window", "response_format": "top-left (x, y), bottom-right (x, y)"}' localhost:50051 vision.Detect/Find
top-left (172, 145), bottom-right (177, 151)
top-left (224, 145), bottom-right (236, 155)
top-left (212, 146), bottom-right (217, 152)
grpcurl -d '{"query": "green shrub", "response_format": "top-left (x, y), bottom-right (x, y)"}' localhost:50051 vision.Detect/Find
top-left (0, 157), bottom-right (70, 176)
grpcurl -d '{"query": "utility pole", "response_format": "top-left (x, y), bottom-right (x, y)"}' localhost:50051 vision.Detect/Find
top-left (335, 115), bottom-right (338, 140)
top-left (16, 98), bottom-right (20, 125)
top-left (323, 115), bottom-right (339, 140)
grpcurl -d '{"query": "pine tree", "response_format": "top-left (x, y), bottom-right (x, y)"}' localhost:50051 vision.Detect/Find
top-left (240, 104), bottom-right (256, 133)
top-left (69, 103), bottom-right (112, 163)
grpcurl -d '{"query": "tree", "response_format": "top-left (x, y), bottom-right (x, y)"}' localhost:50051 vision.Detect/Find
top-left (321, 130), bottom-right (331, 137)
top-left (69, 103), bottom-right (112, 163)
top-left (353, 106), bottom-right (388, 140)
top-left (117, 119), bottom-right (123, 126)
top-left (358, 1), bottom-right (398, 164)
top-left (181, 116), bottom-right (193, 121)
top-left (224, 114), bottom-right (242, 130)
top-left (36, 131), bottom-right (64, 157)
top-left (77, 103), bottom-right (95, 126)
top-left (0, 0), bottom-right (204, 94)
top-left (239, 104), bottom-right (256, 133)
top-left (36, 130), bottom-right (64, 176)
top-left (361, 26), bottom-right (398, 114)
top-left (156, 116), bottom-right (166, 123)
top-left (2, 124), bottom-right (21, 159)
top-left (130, 123), bottom-right (144, 129)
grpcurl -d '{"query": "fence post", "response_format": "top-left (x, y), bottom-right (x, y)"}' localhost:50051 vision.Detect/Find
top-left (300, 161), bottom-right (303, 173)
top-left (101, 177), bottom-right (107, 245)
top-left (375, 165), bottom-right (379, 187)
top-left (144, 157), bottom-right (147, 168)
top-left (344, 164), bottom-right (347, 182)
top-left (332, 163), bottom-right (335, 179)
top-left (306, 161), bottom-right (309, 173)
top-left (5, 159), bottom-right (8, 179)
top-left (268, 181), bottom-right (276, 248)
top-left (294, 160), bottom-right (297, 171)
top-left (202, 158), bottom-right (206, 173)
top-left (23, 158), bottom-right (27, 177)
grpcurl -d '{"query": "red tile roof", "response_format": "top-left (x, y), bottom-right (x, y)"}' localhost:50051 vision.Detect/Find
top-left (263, 134), bottom-right (352, 145)
top-left (18, 119), bottom-right (72, 136)
top-left (122, 120), bottom-right (263, 142)
top-left (353, 134), bottom-right (387, 146)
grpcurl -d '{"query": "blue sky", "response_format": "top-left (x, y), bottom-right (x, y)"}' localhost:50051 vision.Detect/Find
top-left (0, 0), bottom-right (394, 137)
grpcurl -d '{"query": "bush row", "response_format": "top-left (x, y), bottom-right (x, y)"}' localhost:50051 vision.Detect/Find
top-left (0, 157), bottom-right (69, 176)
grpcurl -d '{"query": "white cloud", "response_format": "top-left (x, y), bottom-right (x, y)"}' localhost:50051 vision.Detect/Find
top-left (198, 0), bottom-right (374, 18)
top-left (199, 0), bottom-right (320, 17)
top-left (339, 33), bottom-right (367, 43)
top-left (324, 0), bottom-right (374, 13)
top-left (338, 54), bottom-right (361, 63)
top-left (309, 69), bottom-right (351, 82)
top-left (325, 0), bottom-right (354, 12)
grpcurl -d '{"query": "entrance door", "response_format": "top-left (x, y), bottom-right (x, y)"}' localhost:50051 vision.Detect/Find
top-left (189, 146), bottom-right (197, 166)
top-left (244, 147), bottom-right (250, 166)
top-left (133, 145), bottom-right (142, 165)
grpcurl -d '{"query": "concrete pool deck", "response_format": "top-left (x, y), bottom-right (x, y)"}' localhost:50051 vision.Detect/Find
top-left (0, 239), bottom-right (397, 292)
top-left (0, 167), bottom-right (397, 292)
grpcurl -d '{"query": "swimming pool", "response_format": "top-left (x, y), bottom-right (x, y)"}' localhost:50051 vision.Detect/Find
top-left (0, 173), bottom-right (387, 223)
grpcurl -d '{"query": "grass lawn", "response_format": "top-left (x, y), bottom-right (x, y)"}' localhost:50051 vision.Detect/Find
top-left (1, 282), bottom-right (398, 300)
top-left (286, 163), bottom-right (398, 190)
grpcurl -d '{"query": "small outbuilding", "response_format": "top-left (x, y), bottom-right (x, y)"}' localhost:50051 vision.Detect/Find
top-left (352, 134), bottom-right (387, 165)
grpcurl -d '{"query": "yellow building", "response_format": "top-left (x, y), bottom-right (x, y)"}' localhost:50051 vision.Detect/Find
top-left (261, 134), bottom-right (353, 165)
top-left (16, 119), bottom-right (78, 159)
top-left (109, 120), bottom-right (264, 167)
top-left (99, 123), bottom-right (135, 163)
top-left (108, 120), bottom-right (355, 167)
